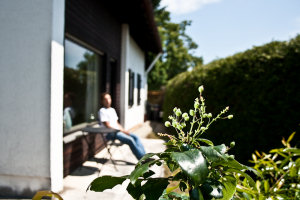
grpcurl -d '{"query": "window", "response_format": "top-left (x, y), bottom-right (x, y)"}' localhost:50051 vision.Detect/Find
top-left (137, 74), bottom-right (141, 105)
top-left (63, 39), bottom-right (103, 132)
top-left (128, 69), bottom-right (134, 107)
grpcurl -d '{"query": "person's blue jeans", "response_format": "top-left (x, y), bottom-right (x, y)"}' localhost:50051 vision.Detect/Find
top-left (106, 132), bottom-right (146, 160)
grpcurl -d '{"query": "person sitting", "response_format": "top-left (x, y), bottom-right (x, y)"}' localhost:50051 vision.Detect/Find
top-left (98, 92), bottom-right (146, 160)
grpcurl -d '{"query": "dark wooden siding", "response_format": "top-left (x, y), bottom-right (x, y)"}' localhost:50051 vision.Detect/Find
top-left (63, 134), bottom-right (105, 176)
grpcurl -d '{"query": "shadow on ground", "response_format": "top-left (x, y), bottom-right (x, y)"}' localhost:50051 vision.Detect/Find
top-left (90, 157), bottom-right (136, 166)
top-left (146, 121), bottom-right (170, 141)
top-left (70, 166), bottom-right (100, 176)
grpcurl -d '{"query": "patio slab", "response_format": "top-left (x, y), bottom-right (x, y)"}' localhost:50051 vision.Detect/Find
top-left (59, 138), bottom-right (166, 200)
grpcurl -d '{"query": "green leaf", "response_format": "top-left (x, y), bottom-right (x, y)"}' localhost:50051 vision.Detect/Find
top-left (159, 191), bottom-right (189, 200)
top-left (295, 158), bottom-right (300, 167)
top-left (270, 149), bottom-right (288, 158)
top-left (283, 148), bottom-right (300, 155)
top-left (136, 153), bottom-right (157, 166)
top-left (287, 132), bottom-right (296, 143)
top-left (289, 163), bottom-right (297, 177)
top-left (197, 138), bottom-right (214, 146)
top-left (263, 180), bottom-right (270, 193)
top-left (159, 152), bottom-right (173, 161)
top-left (213, 144), bottom-right (227, 154)
top-left (219, 175), bottom-right (237, 200)
top-left (200, 179), bottom-right (223, 199)
top-left (172, 171), bottom-right (186, 181)
top-left (127, 179), bottom-right (143, 199)
top-left (189, 187), bottom-right (205, 200)
top-left (161, 152), bottom-right (180, 172)
top-left (130, 159), bottom-right (157, 185)
top-left (171, 149), bottom-right (209, 185)
top-left (143, 170), bottom-right (155, 178)
top-left (199, 145), bottom-right (228, 163)
top-left (127, 178), bottom-right (169, 200)
top-left (270, 148), bottom-right (284, 154)
top-left (88, 176), bottom-right (127, 192)
top-left (279, 156), bottom-right (291, 169)
top-left (141, 178), bottom-right (169, 200)
top-left (166, 160), bottom-right (179, 172)
top-left (213, 156), bottom-right (258, 176)
top-left (236, 186), bottom-right (257, 196)
top-left (225, 168), bottom-right (257, 190)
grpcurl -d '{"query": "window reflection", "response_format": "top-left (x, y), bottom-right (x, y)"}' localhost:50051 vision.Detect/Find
top-left (64, 39), bottom-right (102, 132)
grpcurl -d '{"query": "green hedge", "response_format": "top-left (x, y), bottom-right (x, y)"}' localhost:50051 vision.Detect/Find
top-left (163, 35), bottom-right (300, 163)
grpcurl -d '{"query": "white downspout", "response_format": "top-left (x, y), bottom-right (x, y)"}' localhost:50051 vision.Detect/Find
top-left (145, 52), bottom-right (162, 74)
top-left (144, 52), bottom-right (162, 122)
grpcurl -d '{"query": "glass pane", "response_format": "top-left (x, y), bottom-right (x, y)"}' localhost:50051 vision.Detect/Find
top-left (63, 39), bottom-right (102, 132)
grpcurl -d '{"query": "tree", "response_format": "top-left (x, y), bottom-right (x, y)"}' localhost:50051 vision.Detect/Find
top-left (148, 0), bottom-right (203, 90)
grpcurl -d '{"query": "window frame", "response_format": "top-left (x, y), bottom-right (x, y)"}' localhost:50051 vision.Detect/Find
top-left (128, 69), bottom-right (135, 107)
top-left (137, 73), bottom-right (142, 105)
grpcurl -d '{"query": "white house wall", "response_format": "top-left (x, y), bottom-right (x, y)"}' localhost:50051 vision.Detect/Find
top-left (0, 0), bottom-right (64, 197)
top-left (120, 25), bottom-right (147, 130)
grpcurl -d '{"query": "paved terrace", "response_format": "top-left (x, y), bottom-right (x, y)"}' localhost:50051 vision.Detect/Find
top-left (59, 121), bottom-right (166, 200)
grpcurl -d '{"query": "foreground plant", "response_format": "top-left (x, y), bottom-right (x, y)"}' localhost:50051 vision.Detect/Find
top-left (235, 132), bottom-right (300, 200)
top-left (88, 86), bottom-right (257, 199)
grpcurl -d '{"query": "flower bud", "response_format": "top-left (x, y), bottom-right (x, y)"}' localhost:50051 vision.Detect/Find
top-left (200, 106), bottom-right (205, 112)
top-left (194, 101), bottom-right (200, 109)
top-left (200, 127), bottom-right (206, 131)
top-left (184, 116), bottom-right (189, 121)
top-left (175, 109), bottom-right (182, 117)
top-left (173, 107), bottom-right (177, 113)
top-left (207, 113), bottom-right (212, 118)
top-left (230, 141), bottom-right (235, 148)
top-left (165, 121), bottom-right (171, 127)
top-left (182, 113), bottom-right (188, 118)
top-left (181, 122), bottom-right (186, 127)
top-left (228, 115), bottom-right (233, 119)
top-left (203, 114), bottom-right (208, 118)
top-left (198, 85), bottom-right (204, 93)
top-left (189, 109), bottom-right (195, 116)
top-left (172, 121), bottom-right (177, 127)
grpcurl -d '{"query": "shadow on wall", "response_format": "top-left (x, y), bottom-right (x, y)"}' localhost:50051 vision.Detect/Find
top-left (0, 186), bottom-right (47, 199)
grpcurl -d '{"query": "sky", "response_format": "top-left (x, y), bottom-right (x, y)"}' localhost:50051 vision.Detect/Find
top-left (160, 0), bottom-right (300, 64)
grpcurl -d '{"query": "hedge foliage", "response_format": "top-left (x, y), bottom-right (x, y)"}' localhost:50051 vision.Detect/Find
top-left (163, 35), bottom-right (300, 163)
